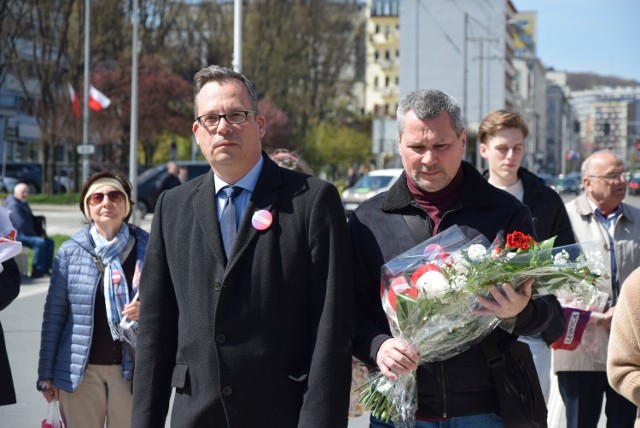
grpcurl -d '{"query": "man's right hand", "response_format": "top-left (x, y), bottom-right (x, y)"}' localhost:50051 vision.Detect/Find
top-left (376, 338), bottom-right (419, 380)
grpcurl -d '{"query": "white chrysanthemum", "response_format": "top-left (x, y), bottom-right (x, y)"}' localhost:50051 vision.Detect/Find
top-left (451, 253), bottom-right (470, 275)
top-left (450, 273), bottom-right (468, 291)
top-left (583, 250), bottom-right (605, 276)
top-left (415, 270), bottom-right (450, 299)
top-left (553, 249), bottom-right (570, 265)
top-left (467, 244), bottom-right (487, 261)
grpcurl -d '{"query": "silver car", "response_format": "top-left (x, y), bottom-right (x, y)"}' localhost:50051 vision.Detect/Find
top-left (342, 168), bottom-right (403, 216)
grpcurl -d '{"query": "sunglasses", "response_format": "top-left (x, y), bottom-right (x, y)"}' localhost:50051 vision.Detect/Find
top-left (88, 190), bottom-right (125, 205)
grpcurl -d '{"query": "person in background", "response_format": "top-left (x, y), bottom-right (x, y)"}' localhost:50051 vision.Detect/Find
top-left (554, 149), bottom-right (640, 428)
top-left (158, 161), bottom-right (182, 192)
top-left (0, 257), bottom-right (20, 406)
top-left (178, 166), bottom-right (189, 183)
top-left (132, 65), bottom-right (353, 427)
top-left (5, 183), bottom-right (54, 278)
top-left (479, 109), bottom-right (572, 402)
top-left (36, 171), bottom-right (149, 428)
top-left (347, 166), bottom-right (360, 188)
top-left (349, 89), bottom-right (556, 427)
top-left (269, 148), bottom-right (314, 175)
top-left (607, 266), bottom-right (640, 427)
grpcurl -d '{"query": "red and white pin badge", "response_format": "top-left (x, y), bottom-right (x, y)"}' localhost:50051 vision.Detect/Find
top-left (112, 269), bottom-right (122, 284)
top-left (252, 210), bottom-right (273, 231)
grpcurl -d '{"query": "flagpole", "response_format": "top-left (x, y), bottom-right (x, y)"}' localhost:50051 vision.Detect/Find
top-left (81, 0), bottom-right (91, 184)
top-left (129, 0), bottom-right (140, 224)
top-left (233, 0), bottom-right (242, 72)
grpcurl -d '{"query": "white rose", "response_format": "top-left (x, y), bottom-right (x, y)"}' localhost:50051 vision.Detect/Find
top-left (467, 244), bottom-right (487, 261)
top-left (415, 270), bottom-right (450, 300)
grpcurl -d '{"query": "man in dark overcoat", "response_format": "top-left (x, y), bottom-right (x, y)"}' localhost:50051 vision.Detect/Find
top-left (132, 65), bottom-right (353, 428)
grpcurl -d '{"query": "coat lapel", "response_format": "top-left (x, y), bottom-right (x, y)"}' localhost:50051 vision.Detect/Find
top-left (226, 155), bottom-right (282, 272)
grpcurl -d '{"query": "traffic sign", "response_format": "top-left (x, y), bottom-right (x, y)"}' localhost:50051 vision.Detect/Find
top-left (77, 144), bottom-right (95, 155)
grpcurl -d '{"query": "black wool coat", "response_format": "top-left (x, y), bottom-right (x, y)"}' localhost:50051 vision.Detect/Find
top-left (349, 162), bottom-right (559, 418)
top-left (0, 257), bottom-right (20, 406)
top-left (132, 154), bottom-right (354, 428)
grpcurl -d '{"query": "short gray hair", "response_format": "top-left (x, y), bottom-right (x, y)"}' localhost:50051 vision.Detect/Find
top-left (193, 65), bottom-right (259, 119)
top-left (397, 89), bottom-right (463, 137)
top-left (581, 149), bottom-right (623, 177)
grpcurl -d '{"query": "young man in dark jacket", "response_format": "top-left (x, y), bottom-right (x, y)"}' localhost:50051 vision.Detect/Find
top-left (479, 109), bottom-right (574, 403)
top-left (349, 90), bottom-right (557, 426)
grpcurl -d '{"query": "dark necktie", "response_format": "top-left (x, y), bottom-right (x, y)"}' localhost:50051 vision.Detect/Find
top-left (220, 186), bottom-right (242, 258)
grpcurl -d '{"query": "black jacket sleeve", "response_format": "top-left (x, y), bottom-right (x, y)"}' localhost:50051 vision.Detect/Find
top-left (0, 258), bottom-right (21, 311)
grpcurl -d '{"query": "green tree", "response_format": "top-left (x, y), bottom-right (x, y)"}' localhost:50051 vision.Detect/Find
top-left (243, 0), bottom-right (362, 144)
top-left (305, 120), bottom-right (372, 182)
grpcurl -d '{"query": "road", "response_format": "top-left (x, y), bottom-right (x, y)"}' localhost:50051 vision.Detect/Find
top-left (2, 194), bottom-right (638, 427)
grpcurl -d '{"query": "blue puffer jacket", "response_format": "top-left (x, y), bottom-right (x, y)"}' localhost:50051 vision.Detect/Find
top-left (37, 224), bottom-right (149, 393)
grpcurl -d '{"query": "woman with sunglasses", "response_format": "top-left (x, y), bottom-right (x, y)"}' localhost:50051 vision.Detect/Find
top-left (36, 171), bottom-right (149, 428)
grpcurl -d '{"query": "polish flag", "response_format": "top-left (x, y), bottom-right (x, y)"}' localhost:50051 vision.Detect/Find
top-left (68, 83), bottom-right (80, 117)
top-left (88, 85), bottom-right (111, 112)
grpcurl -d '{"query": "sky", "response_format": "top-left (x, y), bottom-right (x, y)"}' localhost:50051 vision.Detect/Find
top-left (513, 0), bottom-right (640, 82)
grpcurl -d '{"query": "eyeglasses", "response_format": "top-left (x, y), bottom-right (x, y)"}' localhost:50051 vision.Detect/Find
top-left (196, 110), bottom-right (255, 128)
top-left (88, 190), bottom-right (125, 205)
top-left (588, 172), bottom-right (627, 182)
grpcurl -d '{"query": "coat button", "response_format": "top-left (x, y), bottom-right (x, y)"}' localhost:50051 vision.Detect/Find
top-left (222, 386), bottom-right (233, 397)
top-left (216, 334), bottom-right (226, 344)
top-left (213, 282), bottom-right (222, 291)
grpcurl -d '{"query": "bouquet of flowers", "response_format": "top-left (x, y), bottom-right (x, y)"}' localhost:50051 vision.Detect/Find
top-left (358, 225), bottom-right (604, 427)
top-left (0, 206), bottom-right (22, 273)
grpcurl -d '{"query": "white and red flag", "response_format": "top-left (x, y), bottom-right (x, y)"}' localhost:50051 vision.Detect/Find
top-left (68, 83), bottom-right (81, 117)
top-left (88, 85), bottom-right (112, 111)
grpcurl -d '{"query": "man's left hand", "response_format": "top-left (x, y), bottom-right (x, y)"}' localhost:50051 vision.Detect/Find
top-left (474, 277), bottom-right (533, 318)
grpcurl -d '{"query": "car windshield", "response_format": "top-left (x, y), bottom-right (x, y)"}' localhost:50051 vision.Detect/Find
top-left (355, 175), bottom-right (395, 192)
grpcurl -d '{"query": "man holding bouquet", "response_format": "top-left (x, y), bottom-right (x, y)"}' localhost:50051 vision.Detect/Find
top-left (349, 89), bottom-right (559, 427)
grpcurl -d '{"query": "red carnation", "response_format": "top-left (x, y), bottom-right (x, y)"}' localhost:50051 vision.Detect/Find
top-left (506, 231), bottom-right (536, 251)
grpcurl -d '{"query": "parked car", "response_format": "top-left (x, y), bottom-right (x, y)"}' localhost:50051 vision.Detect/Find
top-left (552, 175), bottom-right (581, 195)
top-left (1, 162), bottom-right (43, 193)
top-left (136, 161), bottom-right (211, 218)
top-left (0, 175), bottom-right (19, 194)
top-left (341, 168), bottom-right (403, 217)
top-left (536, 173), bottom-right (556, 187)
top-left (628, 176), bottom-right (640, 195)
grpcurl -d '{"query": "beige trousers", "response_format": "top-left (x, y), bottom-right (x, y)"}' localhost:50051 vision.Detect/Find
top-left (58, 364), bottom-right (132, 428)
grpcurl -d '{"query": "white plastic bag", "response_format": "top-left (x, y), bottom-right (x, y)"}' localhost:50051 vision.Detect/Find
top-left (42, 399), bottom-right (65, 428)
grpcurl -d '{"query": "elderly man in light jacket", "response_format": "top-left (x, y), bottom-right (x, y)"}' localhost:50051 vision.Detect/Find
top-left (554, 150), bottom-right (640, 428)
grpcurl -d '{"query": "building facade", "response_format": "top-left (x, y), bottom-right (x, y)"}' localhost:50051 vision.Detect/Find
top-left (570, 86), bottom-right (640, 167)
top-left (364, 0), bottom-right (400, 117)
